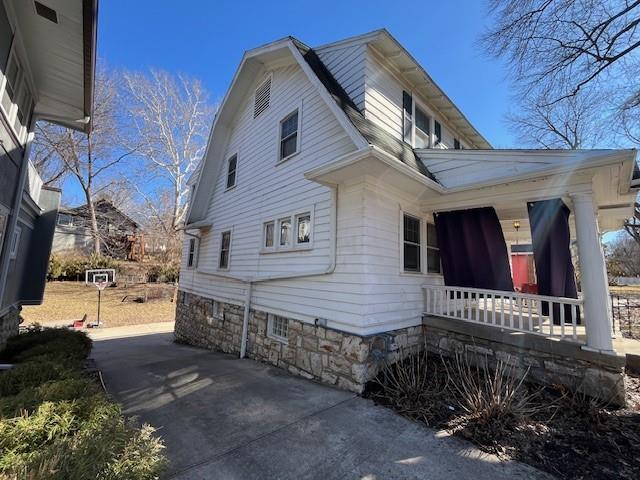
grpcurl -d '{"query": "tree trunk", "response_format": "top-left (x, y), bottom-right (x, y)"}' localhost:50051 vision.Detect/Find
top-left (84, 190), bottom-right (100, 254)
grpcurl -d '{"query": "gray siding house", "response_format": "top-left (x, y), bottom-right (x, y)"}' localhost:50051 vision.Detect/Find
top-left (0, 0), bottom-right (98, 346)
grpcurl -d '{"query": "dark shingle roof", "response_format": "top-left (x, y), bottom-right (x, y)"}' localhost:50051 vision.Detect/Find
top-left (293, 40), bottom-right (436, 182)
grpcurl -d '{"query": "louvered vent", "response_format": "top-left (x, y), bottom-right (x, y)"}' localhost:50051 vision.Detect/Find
top-left (254, 76), bottom-right (271, 118)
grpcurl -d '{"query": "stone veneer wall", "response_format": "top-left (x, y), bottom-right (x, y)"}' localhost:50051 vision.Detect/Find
top-left (423, 318), bottom-right (627, 406)
top-left (0, 306), bottom-right (21, 350)
top-left (174, 290), bottom-right (422, 393)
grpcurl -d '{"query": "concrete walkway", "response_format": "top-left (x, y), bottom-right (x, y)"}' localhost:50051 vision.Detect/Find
top-left (91, 332), bottom-right (551, 480)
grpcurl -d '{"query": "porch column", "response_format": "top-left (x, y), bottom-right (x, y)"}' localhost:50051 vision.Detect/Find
top-left (571, 192), bottom-right (613, 352)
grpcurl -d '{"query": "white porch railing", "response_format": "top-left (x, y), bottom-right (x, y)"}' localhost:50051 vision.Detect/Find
top-left (423, 285), bottom-right (584, 342)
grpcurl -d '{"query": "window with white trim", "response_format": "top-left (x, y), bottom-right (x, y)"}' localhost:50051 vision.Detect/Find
top-left (279, 109), bottom-right (299, 160)
top-left (219, 231), bottom-right (231, 269)
top-left (296, 213), bottom-right (311, 244)
top-left (426, 222), bottom-right (441, 274)
top-left (9, 225), bottom-right (21, 259)
top-left (403, 214), bottom-right (421, 272)
top-left (264, 221), bottom-right (275, 248)
top-left (414, 105), bottom-right (431, 148)
top-left (279, 217), bottom-right (291, 246)
top-left (434, 121), bottom-right (442, 145)
top-left (187, 237), bottom-right (198, 268)
top-left (226, 154), bottom-right (237, 189)
top-left (403, 91), bottom-right (433, 149)
top-left (267, 314), bottom-right (289, 342)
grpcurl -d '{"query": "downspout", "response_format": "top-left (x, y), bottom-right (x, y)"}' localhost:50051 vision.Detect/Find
top-left (235, 185), bottom-right (338, 358)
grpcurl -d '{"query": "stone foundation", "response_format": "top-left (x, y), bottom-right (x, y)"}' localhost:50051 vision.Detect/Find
top-left (174, 291), bottom-right (626, 403)
top-left (423, 316), bottom-right (627, 406)
top-left (0, 306), bottom-right (21, 350)
top-left (174, 290), bottom-right (422, 392)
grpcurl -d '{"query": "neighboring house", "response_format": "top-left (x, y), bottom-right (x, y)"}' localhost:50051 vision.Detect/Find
top-left (0, 0), bottom-right (98, 346)
top-left (53, 199), bottom-right (144, 260)
top-left (176, 30), bottom-right (640, 402)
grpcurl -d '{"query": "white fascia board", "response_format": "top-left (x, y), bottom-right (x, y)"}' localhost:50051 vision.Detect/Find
top-left (314, 29), bottom-right (385, 53)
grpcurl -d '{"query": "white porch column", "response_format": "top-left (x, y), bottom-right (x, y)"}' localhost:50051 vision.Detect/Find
top-left (572, 192), bottom-right (613, 352)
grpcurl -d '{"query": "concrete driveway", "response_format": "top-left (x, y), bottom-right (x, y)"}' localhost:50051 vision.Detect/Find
top-left (92, 331), bottom-right (550, 480)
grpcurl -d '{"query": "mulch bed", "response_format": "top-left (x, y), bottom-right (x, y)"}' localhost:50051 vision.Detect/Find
top-left (364, 358), bottom-right (640, 480)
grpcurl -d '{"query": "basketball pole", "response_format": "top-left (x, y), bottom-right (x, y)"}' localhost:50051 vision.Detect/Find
top-left (97, 288), bottom-right (101, 327)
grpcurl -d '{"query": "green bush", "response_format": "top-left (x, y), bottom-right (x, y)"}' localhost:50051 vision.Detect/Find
top-left (47, 253), bottom-right (119, 281)
top-left (0, 327), bottom-right (92, 364)
top-left (0, 328), bottom-right (166, 479)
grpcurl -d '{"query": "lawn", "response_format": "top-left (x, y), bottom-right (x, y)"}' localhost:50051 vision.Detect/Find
top-left (21, 281), bottom-right (177, 328)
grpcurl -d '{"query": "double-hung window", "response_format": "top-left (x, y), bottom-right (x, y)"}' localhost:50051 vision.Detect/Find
top-left (279, 109), bottom-right (299, 160)
top-left (426, 223), bottom-right (441, 274)
top-left (187, 237), bottom-right (198, 268)
top-left (226, 154), bottom-right (237, 189)
top-left (403, 214), bottom-right (421, 272)
top-left (219, 231), bottom-right (231, 269)
top-left (414, 106), bottom-right (431, 148)
top-left (434, 121), bottom-right (442, 145)
top-left (264, 221), bottom-right (275, 248)
top-left (403, 91), bottom-right (432, 149)
top-left (1, 48), bottom-right (35, 144)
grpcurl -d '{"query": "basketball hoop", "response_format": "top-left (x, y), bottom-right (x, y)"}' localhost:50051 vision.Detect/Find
top-left (86, 270), bottom-right (114, 327)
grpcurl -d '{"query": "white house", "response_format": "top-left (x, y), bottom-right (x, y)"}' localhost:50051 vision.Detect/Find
top-left (176, 30), bottom-right (640, 401)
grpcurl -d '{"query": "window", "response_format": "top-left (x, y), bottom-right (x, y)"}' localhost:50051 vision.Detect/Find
top-left (454, 138), bottom-right (461, 150)
top-left (1, 53), bottom-right (20, 118)
top-left (57, 213), bottom-right (74, 226)
top-left (279, 110), bottom-right (299, 160)
top-left (296, 213), bottom-right (311, 244)
top-left (267, 314), bottom-right (289, 342)
top-left (434, 121), bottom-right (442, 145)
top-left (254, 76), bottom-right (271, 118)
top-left (402, 91), bottom-right (413, 144)
top-left (219, 231), bottom-right (231, 269)
top-left (414, 105), bottom-right (430, 148)
top-left (0, 49), bottom-right (35, 144)
top-left (403, 214), bottom-right (421, 272)
top-left (0, 210), bottom-right (7, 254)
top-left (187, 237), bottom-right (198, 268)
top-left (426, 222), bottom-right (441, 274)
top-left (213, 300), bottom-right (222, 318)
top-left (226, 154), bottom-right (237, 189)
top-left (9, 225), bottom-right (21, 259)
top-left (279, 217), bottom-right (291, 246)
top-left (264, 221), bottom-right (275, 248)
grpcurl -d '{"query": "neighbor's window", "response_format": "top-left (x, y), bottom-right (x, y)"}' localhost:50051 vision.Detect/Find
top-left (219, 231), bottom-right (231, 269)
top-left (226, 154), bottom-right (237, 189)
top-left (403, 214), bottom-right (421, 272)
top-left (9, 225), bottom-right (21, 259)
top-left (296, 213), bottom-right (311, 244)
top-left (279, 217), bottom-right (291, 246)
top-left (268, 314), bottom-right (289, 341)
top-left (434, 121), bottom-right (442, 145)
top-left (414, 105), bottom-right (430, 148)
top-left (264, 221), bottom-right (275, 248)
top-left (279, 109), bottom-right (299, 160)
top-left (187, 237), bottom-right (198, 268)
top-left (57, 213), bottom-right (74, 226)
top-left (426, 222), bottom-right (441, 274)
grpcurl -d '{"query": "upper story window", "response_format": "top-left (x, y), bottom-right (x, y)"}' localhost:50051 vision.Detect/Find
top-left (454, 138), bottom-right (461, 150)
top-left (57, 213), bottom-right (75, 226)
top-left (0, 49), bottom-right (34, 145)
top-left (403, 91), bottom-right (432, 149)
top-left (226, 154), bottom-right (237, 189)
top-left (279, 109), bottom-right (300, 161)
top-left (414, 106), bottom-right (430, 149)
top-left (434, 121), bottom-right (442, 146)
top-left (403, 214), bottom-right (421, 273)
top-left (254, 76), bottom-right (271, 118)
top-left (426, 222), bottom-right (441, 274)
top-left (219, 231), bottom-right (231, 269)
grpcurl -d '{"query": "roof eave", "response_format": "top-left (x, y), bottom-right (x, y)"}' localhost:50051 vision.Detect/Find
top-left (82, 0), bottom-right (98, 134)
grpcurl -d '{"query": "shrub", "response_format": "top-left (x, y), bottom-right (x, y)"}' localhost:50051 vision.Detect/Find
top-left (0, 360), bottom-right (77, 397)
top-left (0, 328), bottom-right (92, 364)
top-left (146, 262), bottom-right (179, 283)
top-left (47, 253), bottom-right (119, 281)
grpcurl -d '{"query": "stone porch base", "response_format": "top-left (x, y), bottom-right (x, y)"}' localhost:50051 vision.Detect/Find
top-left (174, 291), bottom-right (422, 393)
top-left (0, 306), bottom-right (21, 350)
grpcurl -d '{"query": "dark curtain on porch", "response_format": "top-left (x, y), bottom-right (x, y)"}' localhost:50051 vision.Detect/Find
top-left (434, 207), bottom-right (514, 292)
top-left (527, 199), bottom-right (580, 324)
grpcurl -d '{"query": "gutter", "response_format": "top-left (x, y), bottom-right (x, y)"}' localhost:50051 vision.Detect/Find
top-left (196, 186), bottom-right (339, 358)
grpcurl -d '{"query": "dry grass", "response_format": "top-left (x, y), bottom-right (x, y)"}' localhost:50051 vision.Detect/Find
top-left (610, 285), bottom-right (640, 295)
top-left (21, 282), bottom-right (176, 328)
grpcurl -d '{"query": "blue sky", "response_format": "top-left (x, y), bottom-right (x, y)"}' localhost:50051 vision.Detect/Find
top-left (99, 0), bottom-right (513, 145)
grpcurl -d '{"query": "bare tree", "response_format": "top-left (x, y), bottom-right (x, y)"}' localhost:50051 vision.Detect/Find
top-left (33, 66), bottom-right (137, 254)
top-left (507, 88), bottom-right (608, 148)
top-left (606, 232), bottom-right (640, 276)
top-left (122, 69), bottom-right (215, 257)
top-left (625, 202), bottom-right (640, 244)
top-left (483, 0), bottom-right (640, 151)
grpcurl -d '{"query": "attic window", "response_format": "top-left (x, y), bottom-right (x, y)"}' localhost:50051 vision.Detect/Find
top-left (35, 2), bottom-right (58, 24)
top-left (254, 76), bottom-right (271, 118)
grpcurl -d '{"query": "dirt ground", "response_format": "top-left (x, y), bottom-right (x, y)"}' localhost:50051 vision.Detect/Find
top-left (21, 281), bottom-right (177, 328)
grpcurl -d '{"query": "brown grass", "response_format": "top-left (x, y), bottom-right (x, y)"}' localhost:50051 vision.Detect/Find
top-left (21, 281), bottom-right (176, 328)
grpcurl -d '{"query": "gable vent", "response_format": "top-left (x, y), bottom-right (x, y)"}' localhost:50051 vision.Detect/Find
top-left (254, 76), bottom-right (271, 118)
top-left (35, 1), bottom-right (58, 23)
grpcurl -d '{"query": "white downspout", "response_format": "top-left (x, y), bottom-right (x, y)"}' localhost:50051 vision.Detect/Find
top-left (235, 185), bottom-right (338, 359)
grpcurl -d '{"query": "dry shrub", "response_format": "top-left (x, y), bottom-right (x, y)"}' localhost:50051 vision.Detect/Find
top-left (444, 353), bottom-right (547, 442)
top-left (371, 344), bottom-right (448, 425)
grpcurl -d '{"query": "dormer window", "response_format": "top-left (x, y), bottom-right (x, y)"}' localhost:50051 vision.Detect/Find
top-left (414, 106), bottom-right (430, 149)
top-left (434, 121), bottom-right (442, 145)
top-left (403, 91), bottom-right (432, 149)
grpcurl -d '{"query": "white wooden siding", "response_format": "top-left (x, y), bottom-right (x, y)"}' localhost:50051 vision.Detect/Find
top-left (317, 43), bottom-right (367, 110)
top-left (179, 62), bottom-right (382, 334)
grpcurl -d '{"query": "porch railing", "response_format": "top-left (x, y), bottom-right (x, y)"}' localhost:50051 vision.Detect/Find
top-left (423, 285), bottom-right (584, 342)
